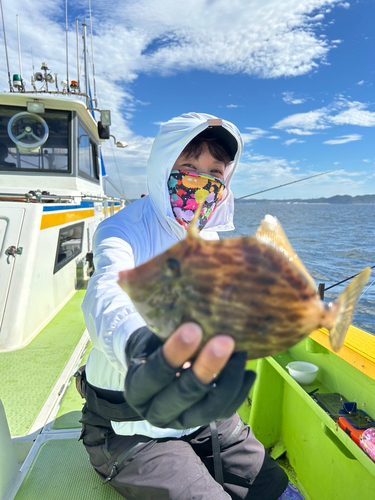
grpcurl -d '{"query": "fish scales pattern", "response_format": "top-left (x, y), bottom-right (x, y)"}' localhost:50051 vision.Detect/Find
top-left (181, 237), bottom-right (321, 358)
top-left (121, 235), bottom-right (322, 359)
top-left (119, 215), bottom-right (371, 359)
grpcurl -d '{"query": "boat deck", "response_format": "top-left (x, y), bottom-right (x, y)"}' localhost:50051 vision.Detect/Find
top-left (0, 290), bottom-right (87, 437)
top-left (0, 289), bottom-right (300, 500)
top-left (2, 290), bottom-right (375, 499)
top-left (0, 289), bottom-right (119, 499)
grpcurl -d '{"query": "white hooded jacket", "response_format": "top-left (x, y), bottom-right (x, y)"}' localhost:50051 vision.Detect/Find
top-left (82, 112), bottom-right (244, 438)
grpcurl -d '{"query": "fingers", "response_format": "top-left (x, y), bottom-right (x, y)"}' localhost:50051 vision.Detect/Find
top-left (162, 322), bottom-right (235, 385)
top-left (163, 323), bottom-right (203, 368)
top-left (192, 336), bottom-right (235, 384)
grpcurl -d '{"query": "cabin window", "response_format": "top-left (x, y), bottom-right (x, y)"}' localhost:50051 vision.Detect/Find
top-left (78, 125), bottom-right (99, 182)
top-left (54, 222), bottom-right (84, 273)
top-left (0, 106), bottom-right (70, 172)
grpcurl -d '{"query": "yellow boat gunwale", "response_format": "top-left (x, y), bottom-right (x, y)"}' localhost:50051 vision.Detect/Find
top-left (310, 325), bottom-right (375, 381)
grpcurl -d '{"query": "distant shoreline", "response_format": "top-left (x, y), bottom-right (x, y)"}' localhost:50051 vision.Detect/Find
top-left (235, 194), bottom-right (375, 205)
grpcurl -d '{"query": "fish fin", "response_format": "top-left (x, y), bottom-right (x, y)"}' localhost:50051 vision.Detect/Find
top-left (255, 215), bottom-right (316, 289)
top-left (328, 268), bottom-right (372, 351)
top-left (187, 204), bottom-right (203, 240)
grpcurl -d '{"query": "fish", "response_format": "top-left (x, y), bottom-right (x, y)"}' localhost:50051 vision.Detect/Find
top-left (118, 210), bottom-right (371, 359)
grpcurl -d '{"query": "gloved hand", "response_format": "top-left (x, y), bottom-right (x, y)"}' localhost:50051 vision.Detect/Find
top-left (124, 325), bottom-right (256, 429)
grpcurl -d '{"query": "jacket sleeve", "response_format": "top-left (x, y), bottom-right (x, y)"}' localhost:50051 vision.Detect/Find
top-left (82, 222), bottom-right (147, 376)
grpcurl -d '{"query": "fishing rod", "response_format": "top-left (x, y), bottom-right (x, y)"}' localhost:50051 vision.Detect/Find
top-left (318, 265), bottom-right (375, 300)
top-left (325, 266), bottom-right (375, 291)
top-left (236, 169), bottom-right (338, 200)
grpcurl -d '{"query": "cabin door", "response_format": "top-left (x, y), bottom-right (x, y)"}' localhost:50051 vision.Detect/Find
top-left (0, 208), bottom-right (25, 333)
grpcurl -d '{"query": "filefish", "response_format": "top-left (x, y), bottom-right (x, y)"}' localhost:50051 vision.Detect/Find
top-left (118, 212), bottom-right (371, 359)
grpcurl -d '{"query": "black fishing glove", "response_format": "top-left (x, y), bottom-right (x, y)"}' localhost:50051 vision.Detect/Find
top-left (124, 326), bottom-right (256, 429)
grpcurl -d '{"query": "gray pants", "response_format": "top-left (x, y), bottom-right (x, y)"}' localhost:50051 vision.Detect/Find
top-left (80, 410), bottom-right (288, 500)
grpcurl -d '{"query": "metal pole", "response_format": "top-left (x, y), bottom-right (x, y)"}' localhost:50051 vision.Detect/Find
top-left (65, 0), bottom-right (69, 90)
top-left (82, 23), bottom-right (90, 108)
top-left (88, 0), bottom-right (97, 107)
top-left (16, 15), bottom-right (23, 82)
top-left (0, 0), bottom-right (14, 91)
top-left (76, 19), bottom-right (80, 92)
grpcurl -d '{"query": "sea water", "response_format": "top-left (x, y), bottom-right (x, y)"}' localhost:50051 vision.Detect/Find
top-left (221, 202), bottom-right (375, 336)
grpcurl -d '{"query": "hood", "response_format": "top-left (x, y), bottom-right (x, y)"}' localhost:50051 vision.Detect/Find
top-left (147, 112), bottom-right (244, 241)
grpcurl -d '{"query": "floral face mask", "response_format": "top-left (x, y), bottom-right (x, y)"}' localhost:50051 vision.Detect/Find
top-left (168, 170), bottom-right (226, 231)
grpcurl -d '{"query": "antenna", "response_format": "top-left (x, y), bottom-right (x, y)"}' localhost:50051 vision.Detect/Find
top-left (76, 19), bottom-right (80, 92)
top-left (31, 47), bottom-right (35, 74)
top-left (31, 47), bottom-right (37, 90)
top-left (82, 23), bottom-right (90, 108)
top-left (88, 0), bottom-right (97, 107)
top-left (65, 0), bottom-right (69, 91)
top-left (16, 15), bottom-right (23, 85)
top-left (0, 0), bottom-right (14, 91)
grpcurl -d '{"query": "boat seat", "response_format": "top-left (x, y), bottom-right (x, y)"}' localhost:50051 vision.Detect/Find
top-left (14, 438), bottom-right (124, 500)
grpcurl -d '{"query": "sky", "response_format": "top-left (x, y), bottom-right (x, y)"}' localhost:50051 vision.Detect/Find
top-left (1, 0), bottom-right (374, 200)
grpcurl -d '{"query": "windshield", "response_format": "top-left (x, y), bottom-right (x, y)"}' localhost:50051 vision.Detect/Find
top-left (0, 106), bottom-right (70, 173)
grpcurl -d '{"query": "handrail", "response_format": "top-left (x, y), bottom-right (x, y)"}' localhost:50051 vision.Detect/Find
top-left (0, 191), bottom-right (125, 204)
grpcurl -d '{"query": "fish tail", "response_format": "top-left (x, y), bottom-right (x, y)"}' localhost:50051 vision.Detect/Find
top-left (328, 268), bottom-right (372, 352)
top-left (187, 204), bottom-right (203, 239)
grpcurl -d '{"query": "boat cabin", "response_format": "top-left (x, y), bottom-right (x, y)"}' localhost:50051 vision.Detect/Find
top-left (0, 92), bottom-right (124, 352)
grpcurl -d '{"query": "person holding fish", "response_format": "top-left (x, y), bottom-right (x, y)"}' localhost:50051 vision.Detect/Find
top-left (80, 111), bottom-right (364, 499)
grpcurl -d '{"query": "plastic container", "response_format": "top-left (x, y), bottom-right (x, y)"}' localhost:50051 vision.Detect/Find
top-left (286, 361), bottom-right (319, 385)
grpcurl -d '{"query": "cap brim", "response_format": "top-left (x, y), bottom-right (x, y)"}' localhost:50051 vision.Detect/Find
top-left (206, 126), bottom-right (238, 161)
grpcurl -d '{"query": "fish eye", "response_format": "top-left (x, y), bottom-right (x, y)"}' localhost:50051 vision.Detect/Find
top-left (164, 258), bottom-right (181, 278)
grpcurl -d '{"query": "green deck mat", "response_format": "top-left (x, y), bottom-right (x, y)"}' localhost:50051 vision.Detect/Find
top-left (52, 343), bottom-right (94, 430)
top-left (0, 290), bottom-right (87, 437)
top-left (15, 439), bottom-right (124, 500)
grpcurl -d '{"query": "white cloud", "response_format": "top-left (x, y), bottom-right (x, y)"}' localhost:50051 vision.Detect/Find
top-left (357, 80), bottom-right (365, 85)
top-left (249, 154), bottom-right (272, 161)
top-left (274, 109), bottom-right (328, 131)
top-left (242, 127), bottom-right (268, 144)
top-left (282, 92), bottom-right (305, 105)
top-left (286, 128), bottom-right (315, 135)
top-left (274, 98), bottom-right (375, 134)
top-left (323, 134), bottom-right (362, 145)
top-left (0, 0), bottom-right (353, 198)
top-left (284, 138), bottom-right (305, 146)
top-left (329, 101), bottom-right (375, 127)
top-left (226, 104), bottom-right (244, 108)
top-left (242, 134), bottom-right (259, 144)
top-left (235, 156), bottom-right (293, 179)
top-left (125, 0), bottom-right (341, 79)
